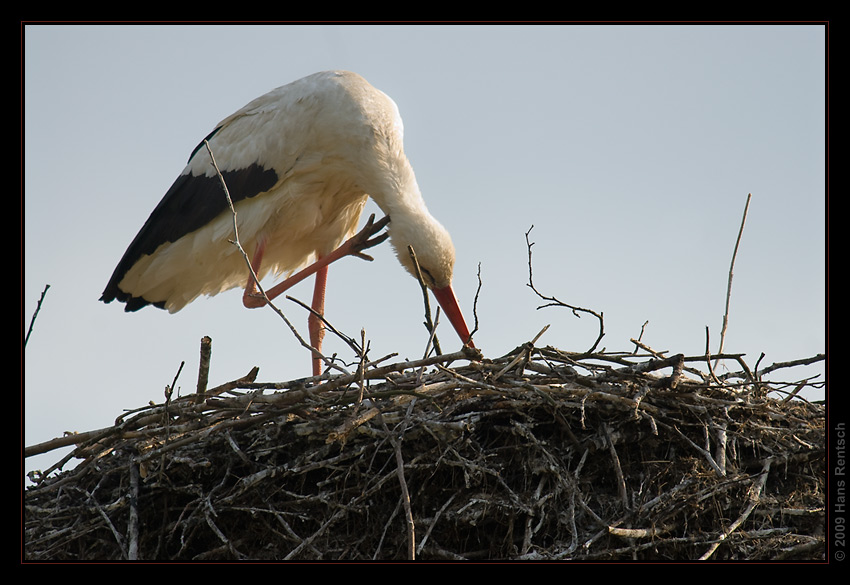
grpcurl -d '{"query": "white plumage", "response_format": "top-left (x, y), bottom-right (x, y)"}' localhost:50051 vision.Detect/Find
top-left (101, 70), bottom-right (473, 375)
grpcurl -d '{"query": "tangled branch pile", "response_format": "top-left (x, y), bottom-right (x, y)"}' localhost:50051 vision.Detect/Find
top-left (24, 339), bottom-right (825, 561)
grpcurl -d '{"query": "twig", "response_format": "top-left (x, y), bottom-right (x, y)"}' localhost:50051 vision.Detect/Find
top-left (525, 226), bottom-right (605, 353)
top-left (608, 525), bottom-right (669, 539)
top-left (493, 324), bottom-right (549, 381)
top-left (166, 360), bottom-right (184, 400)
top-left (85, 486), bottom-right (128, 559)
top-left (673, 425), bottom-right (726, 477)
top-left (408, 245), bottom-right (441, 355)
top-left (25, 284), bottom-right (51, 347)
top-left (128, 462), bottom-right (140, 560)
top-left (469, 262), bottom-right (482, 341)
top-left (704, 327), bottom-right (722, 386)
top-left (757, 354), bottom-right (826, 378)
top-left (715, 193), bottom-right (751, 368)
top-left (416, 493), bottom-right (456, 557)
top-left (421, 309), bottom-right (441, 364)
top-left (196, 336), bottom-right (212, 402)
top-left (604, 424), bottom-right (629, 509)
top-left (285, 294), bottom-right (363, 364)
top-left (715, 417), bottom-right (728, 477)
top-left (779, 380), bottom-right (811, 405)
top-left (356, 328), bottom-right (368, 403)
top-left (632, 321), bottom-right (650, 355)
top-left (159, 359), bottom-right (184, 482)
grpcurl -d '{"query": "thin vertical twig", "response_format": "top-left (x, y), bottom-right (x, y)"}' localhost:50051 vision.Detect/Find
top-left (160, 360), bottom-right (184, 484)
top-left (469, 262), bottom-right (482, 341)
top-left (408, 245), bottom-right (441, 355)
top-left (25, 284), bottom-right (51, 347)
top-left (127, 462), bottom-right (140, 560)
top-left (705, 327), bottom-right (722, 386)
top-left (196, 336), bottom-right (212, 403)
top-left (604, 424), bottom-right (628, 509)
top-left (715, 193), bottom-right (752, 367)
top-left (166, 361), bottom-right (184, 401)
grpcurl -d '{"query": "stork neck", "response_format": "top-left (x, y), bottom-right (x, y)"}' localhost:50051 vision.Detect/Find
top-left (369, 160), bottom-right (427, 221)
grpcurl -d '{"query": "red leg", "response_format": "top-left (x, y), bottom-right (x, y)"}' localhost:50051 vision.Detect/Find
top-left (309, 264), bottom-right (328, 376)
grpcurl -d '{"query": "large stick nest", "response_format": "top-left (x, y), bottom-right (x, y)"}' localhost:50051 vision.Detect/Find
top-left (24, 340), bottom-right (825, 561)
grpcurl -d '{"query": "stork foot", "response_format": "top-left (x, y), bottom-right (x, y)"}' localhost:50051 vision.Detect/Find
top-left (241, 215), bottom-right (391, 309)
top-left (345, 214), bottom-right (390, 261)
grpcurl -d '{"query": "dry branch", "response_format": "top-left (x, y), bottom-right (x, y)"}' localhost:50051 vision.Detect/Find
top-left (25, 284), bottom-right (51, 347)
top-left (715, 193), bottom-right (752, 367)
top-left (525, 226), bottom-right (605, 354)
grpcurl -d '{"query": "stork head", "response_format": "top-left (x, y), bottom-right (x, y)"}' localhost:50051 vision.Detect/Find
top-left (389, 210), bottom-right (474, 348)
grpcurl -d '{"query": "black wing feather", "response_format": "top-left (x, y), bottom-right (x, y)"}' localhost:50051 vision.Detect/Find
top-left (100, 132), bottom-right (279, 311)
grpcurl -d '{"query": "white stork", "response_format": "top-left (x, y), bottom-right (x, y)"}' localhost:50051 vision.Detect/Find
top-left (100, 70), bottom-right (474, 375)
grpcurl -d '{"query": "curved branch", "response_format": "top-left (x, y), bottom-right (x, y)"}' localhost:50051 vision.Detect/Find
top-left (525, 226), bottom-right (605, 354)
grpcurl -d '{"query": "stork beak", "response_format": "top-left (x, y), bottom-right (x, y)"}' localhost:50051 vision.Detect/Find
top-left (431, 284), bottom-right (475, 348)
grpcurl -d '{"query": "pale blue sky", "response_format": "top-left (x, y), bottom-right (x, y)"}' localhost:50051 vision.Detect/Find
top-left (24, 24), bottom-right (826, 477)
